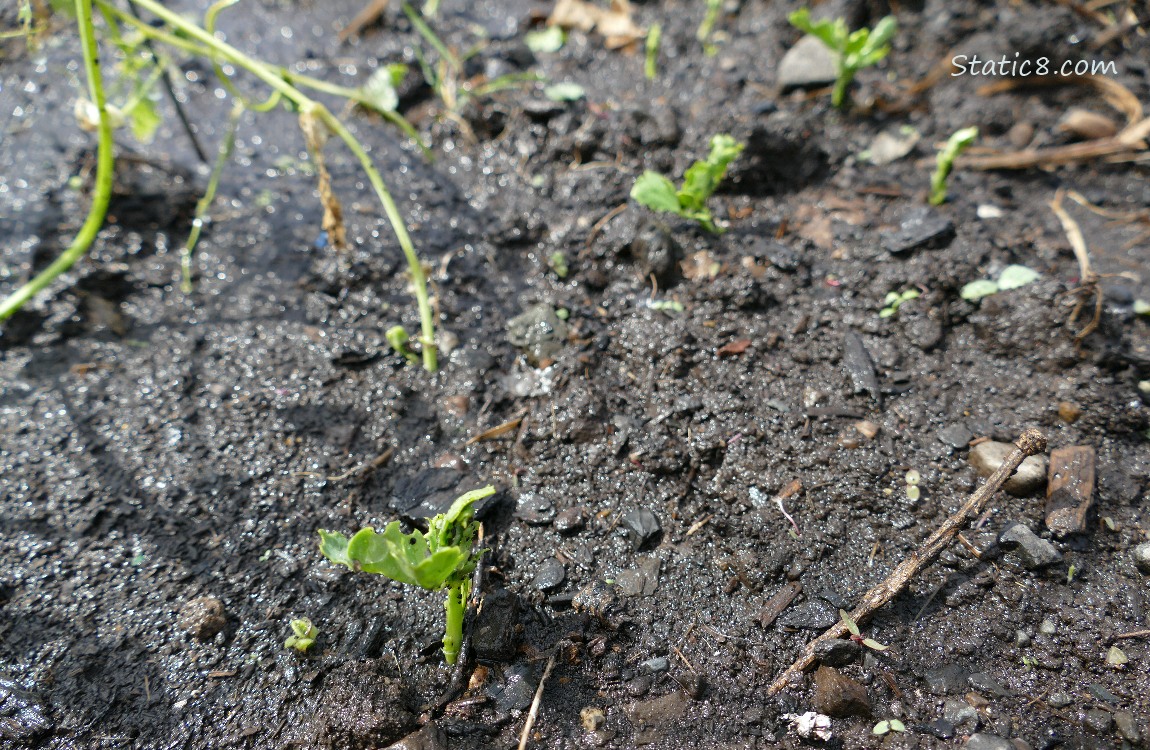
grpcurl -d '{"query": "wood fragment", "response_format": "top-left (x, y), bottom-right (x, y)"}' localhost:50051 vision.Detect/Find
top-left (759, 581), bottom-right (802, 629)
top-left (766, 428), bottom-right (1047, 696)
top-left (339, 0), bottom-right (391, 42)
top-left (466, 411), bottom-right (527, 445)
top-left (1114, 629), bottom-right (1150, 639)
top-left (1050, 189), bottom-right (1103, 343)
top-left (518, 652), bottom-right (556, 750)
top-left (1045, 445), bottom-right (1096, 537)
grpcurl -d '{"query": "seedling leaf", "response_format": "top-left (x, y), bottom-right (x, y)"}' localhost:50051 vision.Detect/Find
top-left (930, 126), bottom-right (978, 205)
top-left (996, 264), bottom-right (1040, 290)
top-left (960, 279), bottom-right (999, 301)
top-left (630, 135), bottom-right (744, 233)
top-left (524, 25), bottom-right (566, 53)
top-left (544, 82), bottom-right (585, 101)
top-left (839, 609), bottom-right (860, 636)
top-left (862, 638), bottom-right (889, 651)
top-left (631, 172), bottom-right (681, 214)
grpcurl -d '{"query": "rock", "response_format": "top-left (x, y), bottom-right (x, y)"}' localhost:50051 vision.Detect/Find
top-left (777, 35), bottom-right (839, 90)
top-left (531, 559), bottom-right (566, 591)
top-left (863, 128), bottom-right (920, 165)
top-left (177, 596), bottom-right (227, 641)
top-left (1056, 401), bottom-right (1082, 423)
top-left (842, 331), bottom-right (881, 405)
top-left (924, 664), bottom-right (970, 695)
top-left (488, 664), bottom-right (536, 712)
top-left (621, 508), bottom-right (661, 550)
top-left (777, 599), bottom-right (838, 630)
top-left (553, 506), bottom-right (586, 535)
top-left (812, 666), bottom-right (870, 717)
top-left (968, 672), bottom-right (1013, 697)
top-left (631, 221), bottom-right (680, 284)
top-left (516, 493), bottom-right (556, 526)
top-left (938, 424), bottom-right (974, 450)
top-left (998, 523), bottom-right (1062, 569)
top-left (1132, 541), bottom-right (1150, 574)
top-left (580, 707), bottom-right (606, 732)
top-left (882, 208), bottom-right (955, 254)
top-left (944, 698), bottom-right (979, 727)
top-left (921, 718), bottom-right (956, 739)
top-left (814, 638), bottom-right (861, 667)
top-left (1114, 711), bottom-right (1140, 743)
top-left (641, 657), bottom-right (669, 674)
top-left (1044, 445), bottom-right (1095, 537)
top-left (1046, 691), bottom-right (1072, 708)
top-left (385, 722), bottom-right (447, 750)
top-left (390, 469), bottom-right (500, 524)
top-left (625, 675), bottom-right (653, 697)
top-left (969, 441), bottom-right (1048, 496)
top-left (572, 581), bottom-right (616, 618)
top-left (616, 556), bottom-right (661, 597)
top-left (965, 734), bottom-right (1014, 750)
top-left (1082, 709), bottom-right (1111, 733)
top-left (472, 588), bottom-right (520, 660)
top-left (506, 304), bottom-right (568, 363)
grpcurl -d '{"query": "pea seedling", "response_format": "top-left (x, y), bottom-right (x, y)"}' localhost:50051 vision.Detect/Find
top-left (787, 9), bottom-right (897, 108)
top-left (879, 289), bottom-right (919, 318)
top-left (930, 126), bottom-right (978, 205)
top-left (630, 134), bottom-right (745, 233)
top-left (318, 485), bottom-right (494, 665)
top-left (284, 618), bottom-right (318, 652)
top-left (839, 609), bottom-right (889, 651)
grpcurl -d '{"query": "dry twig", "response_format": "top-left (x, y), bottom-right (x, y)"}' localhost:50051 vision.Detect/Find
top-left (767, 428), bottom-right (1047, 696)
top-left (518, 652), bottom-right (557, 750)
top-left (1049, 189), bottom-right (1103, 343)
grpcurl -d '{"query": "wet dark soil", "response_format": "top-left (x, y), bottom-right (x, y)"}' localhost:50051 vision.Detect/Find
top-left (2, 0), bottom-right (1149, 748)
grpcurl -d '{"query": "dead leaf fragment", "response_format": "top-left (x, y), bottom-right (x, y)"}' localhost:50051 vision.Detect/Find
top-left (1057, 108), bottom-right (1119, 140)
top-left (548, 0), bottom-right (644, 49)
top-left (717, 339), bottom-right (752, 357)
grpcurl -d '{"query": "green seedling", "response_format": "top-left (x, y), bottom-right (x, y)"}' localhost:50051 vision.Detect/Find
top-left (872, 719), bottom-right (906, 735)
top-left (787, 8), bottom-right (897, 108)
top-left (318, 485), bottom-right (495, 665)
top-left (284, 618), bottom-right (318, 652)
top-left (386, 325), bottom-right (421, 365)
top-left (548, 251), bottom-right (569, 279)
top-left (839, 609), bottom-right (889, 651)
top-left (879, 289), bottom-right (919, 318)
top-left (524, 25), bottom-right (565, 54)
top-left (697, 0), bottom-right (723, 54)
top-left (645, 22), bottom-right (662, 79)
top-left (960, 264), bottom-right (1040, 301)
top-left (930, 126), bottom-right (978, 205)
top-left (631, 134), bottom-right (744, 233)
top-left (544, 82), bottom-right (585, 102)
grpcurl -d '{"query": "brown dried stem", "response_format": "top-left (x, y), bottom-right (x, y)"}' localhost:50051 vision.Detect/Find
top-left (767, 428), bottom-right (1048, 696)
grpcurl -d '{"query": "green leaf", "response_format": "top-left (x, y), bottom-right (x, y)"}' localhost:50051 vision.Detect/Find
top-left (873, 721), bottom-right (891, 735)
top-left (524, 25), bottom-right (565, 54)
top-left (544, 82), bottom-right (585, 101)
top-left (631, 171), bottom-right (681, 214)
top-left (855, 16), bottom-right (896, 66)
top-left (127, 97), bottom-right (162, 143)
top-left (678, 134), bottom-right (744, 213)
top-left (930, 126), bottom-right (978, 205)
top-left (960, 279), bottom-right (999, 300)
top-left (996, 264), bottom-right (1040, 290)
top-left (839, 609), bottom-right (860, 636)
top-left (862, 638), bottom-right (889, 651)
top-left (788, 8), bottom-right (845, 51)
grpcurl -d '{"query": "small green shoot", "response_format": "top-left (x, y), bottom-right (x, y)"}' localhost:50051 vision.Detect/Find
top-left (645, 22), bottom-right (661, 79)
top-left (787, 8), bottom-right (897, 108)
top-left (1066, 563), bottom-right (1077, 584)
top-left (960, 264), bottom-right (1040, 301)
top-left (646, 299), bottom-right (685, 315)
top-left (285, 618), bottom-right (318, 652)
top-left (929, 126), bottom-right (978, 205)
top-left (1021, 654), bottom-right (1038, 669)
top-left (697, 0), bottom-right (723, 54)
top-left (630, 134), bottom-right (744, 233)
top-left (319, 485), bottom-right (495, 664)
top-left (524, 25), bottom-right (565, 54)
top-left (548, 251), bottom-right (569, 279)
top-left (386, 325), bottom-right (421, 365)
top-left (840, 609), bottom-right (889, 651)
top-left (872, 719), bottom-right (906, 735)
top-left (879, 289), bottom-right (919, 318)
top-left (544, 82), bottom-right (585, 102)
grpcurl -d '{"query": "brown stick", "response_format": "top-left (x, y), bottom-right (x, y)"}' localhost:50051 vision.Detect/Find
top-left (766, 428), bottom-right (1048, 696)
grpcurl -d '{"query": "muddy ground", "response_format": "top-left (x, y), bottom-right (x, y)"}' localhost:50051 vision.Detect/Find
top-left (2, 0), bottom-right (1149, 748)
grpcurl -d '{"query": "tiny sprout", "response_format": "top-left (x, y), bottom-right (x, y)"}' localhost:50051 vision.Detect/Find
top-left (840, 609), bottom-right (889, 651)
top-left (285, 618), bottom-right (318, 652)
top-left (1066, 564), bottom-right (1077, 584)
top-left (879, 289), bottom-right (919, 318)
top-left (1021, 654), bottom-right (1038, 669)
top-left (872, 719), bottom-right (906, 735)
top-left (630, 134), bottom-right (744, 233)
top-left (905, 469), bottom-right (921, 486)
top-left (906, 485), bottom-right (921, 502)
top-left (386, 325), bottom-right (420, 365)
top-left (929, 126), bottom-right (978, 206)
top-left (1106, 645), bottom-right (1128, 667)
top-left (549, 251), bottom-right (569, 279)
top-left (787, 9), bottom-right (898, 108)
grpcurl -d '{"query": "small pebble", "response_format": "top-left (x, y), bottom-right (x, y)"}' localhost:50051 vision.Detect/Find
top-left (516, 494), bottom-right (556, 526)
top-left (998, 523), bottom-right (1062, 569)
top-left (177, 596), bottom-right (227, 641)
top-left (531, 559), bottom-right (566, 591)
top-left (621, 508), bottom-right (661, 550)
top-left (1082, 708), bottom-right (1112, 733)
top-left (1046, 691), bottom-right (1072, 708)
top-left (964, 733), bottom-right (1014, 750)
top-left (854, 420), bottom-right (879, 439)
top-left (944, 698), bottom-right (979, 727)
top-left (553, 507), bottom-right (586, 535)
top-left (1056, 401), bottom-right (1081, 423)
top-left (1132, 541), bottom-right (1150, 574)
top-left (969, 441), bottom-right (1048, 496)
top-left (1038, 619), bottom-right (1057, 635)
top-left (1114, 711), bottom-right (1140, 743)
top-left (580, 707), bottom-right (605, 732)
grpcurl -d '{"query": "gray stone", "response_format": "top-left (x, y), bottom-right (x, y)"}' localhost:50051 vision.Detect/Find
top-left (1133, 541), bottom-right (1150, 574)
top-left (964, 734), bottom-right (1014, 750)
top-left (969, 672), bottom-right (1014, 697)
top-left (938, 424), bottom-right (974, 450)
top-left (969, 441), bottom-right (1048, 496)
top-left (777, 598), bottom-right (838, 630)
top-left (641, 657), bottom-right (669, 674)
top-left (882, 207), bottom-right (955, 254)
top-left (924, 664), bottom-right (970, 695)
top-left (998, 523), bottom-right (1062, 569)
top-left (531, 558), bottom-right (566, 591)
top-left (616, 556), bottom-right (661, 597)
top-left (489, 664), bottom-right (536, 712)
top-left (814, 638), bottom-right (861, 667)
top-left (944, 699), bottom-right (979, 727)
top-left (515, 494), bottom-right (555, 526)
top-left (1082, 709), bottom-right (1112, 733)
top-left (553, 506), bottom-right (586, 535)
top-left (1038, 618), bottom-right (1057, 635)
top-left (777, 35), bottom-right (839, 90)
top-left (1046, 691), bottom-right (1072, 708)
top-left (386, 722), bottom-right (448, 750)
top-left (621, 508), bottom-right (662, 550)
top-left (1114, 711), bottom-right (1140, 743)
top-left (506, 304), bottom-right (568, 363)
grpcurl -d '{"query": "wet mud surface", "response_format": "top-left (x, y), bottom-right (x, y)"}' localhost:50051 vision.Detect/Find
top-left (2, 0), bottom-right (1149, 748)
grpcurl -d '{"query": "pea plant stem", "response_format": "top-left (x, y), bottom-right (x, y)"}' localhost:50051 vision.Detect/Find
top-left (766, 428), bottom-right (1048, 695)
top-left (0, 0), bottom-right (114, 323)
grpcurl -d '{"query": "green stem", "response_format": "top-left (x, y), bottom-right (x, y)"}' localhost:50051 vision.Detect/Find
top-left (0, 0), bottom-right (114, 323)
top-left (442, 579), bottom-right (468, 664)
top-left (832, 67), bottom-right (853, 108)
top-left (182, 101), bottom-right (242, 293)
top-left (118, 0), bottom-right (438, 371)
